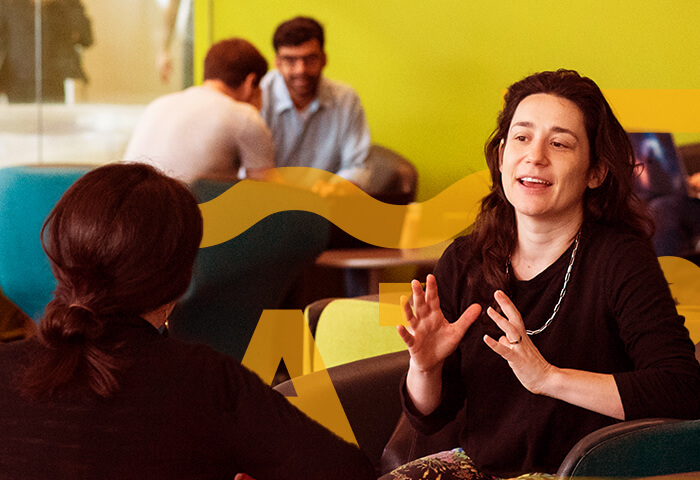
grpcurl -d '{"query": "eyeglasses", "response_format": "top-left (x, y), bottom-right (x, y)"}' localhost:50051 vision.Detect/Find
top-left (277, 53), bottom-right (323, 67)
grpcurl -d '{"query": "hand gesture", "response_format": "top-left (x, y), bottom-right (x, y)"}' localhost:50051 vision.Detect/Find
top-left (483, 290), bottom-right (556, 394)
top-left (398, 274), bottom-right (481, 374)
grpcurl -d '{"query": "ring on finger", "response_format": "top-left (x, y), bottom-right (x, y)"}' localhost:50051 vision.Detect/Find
top-left (508, 334), bottom-right (522, 345)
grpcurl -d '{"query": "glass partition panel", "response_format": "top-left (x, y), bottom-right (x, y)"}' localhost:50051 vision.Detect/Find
top-left (0, 0), bottom-right (193, 166)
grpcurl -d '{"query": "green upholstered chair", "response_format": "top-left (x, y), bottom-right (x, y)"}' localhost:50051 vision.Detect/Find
top-left (556, 417), bottom-right (700, 478)
top-left (0, 165), bottom-right (92, 321)
top-left (168, 178), bottom-right (331, 361)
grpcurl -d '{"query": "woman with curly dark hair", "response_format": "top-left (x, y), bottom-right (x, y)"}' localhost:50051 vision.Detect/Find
top-left (0, 163), bottom-right (374, 480)
top-left (385, 70), bottom-right (700, 479)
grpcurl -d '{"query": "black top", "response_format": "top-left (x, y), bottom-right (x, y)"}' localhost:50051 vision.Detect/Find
top-left (403, 221), bottom-right (700, 477)
top-left (0, 315), bottom-right (375, 480)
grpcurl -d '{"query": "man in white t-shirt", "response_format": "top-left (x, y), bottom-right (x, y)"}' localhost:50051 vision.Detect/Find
top-left (124, 38), bottom-right (275, 183)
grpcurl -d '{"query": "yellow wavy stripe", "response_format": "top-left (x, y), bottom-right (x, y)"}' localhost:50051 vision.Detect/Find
top-left (199, 167), bottom-right (492, 249)
top-left (199, 167), bottom-right (700, 343)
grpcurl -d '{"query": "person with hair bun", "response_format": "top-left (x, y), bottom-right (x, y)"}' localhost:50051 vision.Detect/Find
top-left (382, 70), bottom-right (700, 479)
top-left (0, 163), bottom-right (374, 480)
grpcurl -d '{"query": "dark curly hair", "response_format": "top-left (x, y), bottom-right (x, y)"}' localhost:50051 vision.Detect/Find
top-left (470, 69), bottom-right (653, 305)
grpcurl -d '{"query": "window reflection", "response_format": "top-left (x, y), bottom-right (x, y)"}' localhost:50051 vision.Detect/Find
top-left (0, 0), bottom-right (192, 165)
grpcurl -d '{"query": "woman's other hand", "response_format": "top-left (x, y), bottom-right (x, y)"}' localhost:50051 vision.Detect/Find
top-left (483, 290), bottom-right (556, 394)
top-left (484, 290), bottom-right (624, 419)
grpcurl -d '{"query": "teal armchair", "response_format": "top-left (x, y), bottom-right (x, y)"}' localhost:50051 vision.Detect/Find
top-left (0, 165), bottom-right (92, 321)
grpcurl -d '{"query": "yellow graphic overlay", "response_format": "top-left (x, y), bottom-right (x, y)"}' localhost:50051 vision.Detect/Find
top-left (378, 283), bottom-right (413, 327)
top-left (659, 257), bottom-right (700, 344)
top-left (603, 89), bottom-right (700, 133)
top-left (241, 310), bottom-right (357, 445)
top-left (199, 167), bottom-right (491, 249)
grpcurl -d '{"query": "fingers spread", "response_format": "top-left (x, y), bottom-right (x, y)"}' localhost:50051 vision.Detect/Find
top-left (487, 305), bottom-right (522, 344)
top-left (411, 279), bottom-right (426, 311)
top-left (397, 325), bottom-right (414, 347)
top-left (401, 295), bottom-right (417, 326)
top-left (424, 274), bottom-right (440, 308)
top-left (486, 305), bottom-right (508, 329)
top-left (483, 334), bottom-right (505, 355)
top-left (494, 290), bottom-right (524, 328)
top-left (483, 334), bottom-right (517, 357)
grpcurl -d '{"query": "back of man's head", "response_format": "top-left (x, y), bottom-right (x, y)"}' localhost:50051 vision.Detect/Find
top-left (272, 16), bottom-right (324, 52)
top-left (204, 38), bottom-right (268, 89)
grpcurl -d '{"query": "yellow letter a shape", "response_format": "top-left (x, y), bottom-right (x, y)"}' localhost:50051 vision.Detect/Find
top-left (241, 309), bottom-right (358, 445)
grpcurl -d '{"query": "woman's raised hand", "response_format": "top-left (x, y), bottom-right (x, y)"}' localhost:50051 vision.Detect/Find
top-left (483, 290), bottom-right (556, 394)
top-left (398, 274), bottom-right (481, 374)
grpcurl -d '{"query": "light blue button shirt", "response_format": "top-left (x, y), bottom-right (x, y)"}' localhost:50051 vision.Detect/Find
top-left (261, 70), bottom-right (371, 183)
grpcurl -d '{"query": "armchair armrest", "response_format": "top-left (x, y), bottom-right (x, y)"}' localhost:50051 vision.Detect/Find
top-left (556, 418), bottom-right (700, 478)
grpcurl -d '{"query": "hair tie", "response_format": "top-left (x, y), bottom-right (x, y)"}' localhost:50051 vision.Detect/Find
top-left (68, 303), bottom-right (96, 316)
top-left (63, 303), bottom-right (103, 341)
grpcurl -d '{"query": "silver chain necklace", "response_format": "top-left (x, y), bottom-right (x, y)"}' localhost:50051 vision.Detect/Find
top-left (506, 229), bottom-right (581, 336)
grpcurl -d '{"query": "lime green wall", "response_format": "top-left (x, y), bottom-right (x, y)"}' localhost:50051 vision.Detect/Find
top-left (195, 0), bottom-right (700, 201)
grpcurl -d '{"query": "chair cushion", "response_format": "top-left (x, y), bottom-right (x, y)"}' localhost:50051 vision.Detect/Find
top-left (556, 418), bottom-right (700, 477)
top-left (312, 298), bottom-right (407, 370)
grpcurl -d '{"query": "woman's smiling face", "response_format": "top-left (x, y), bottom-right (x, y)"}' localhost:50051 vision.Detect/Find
top-left (499, 93), bottom-right (604, 227)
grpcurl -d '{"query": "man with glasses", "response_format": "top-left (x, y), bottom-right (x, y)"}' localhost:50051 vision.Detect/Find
top-left (261, 16), bottom-right (371, 186)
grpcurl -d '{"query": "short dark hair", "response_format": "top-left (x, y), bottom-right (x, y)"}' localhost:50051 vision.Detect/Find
top-left (272, 16), bottom-right (324, 52)
top-left (22, 163), bottom-right (203, 398)
top-left (204, 38), bottom-right (268, 88)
